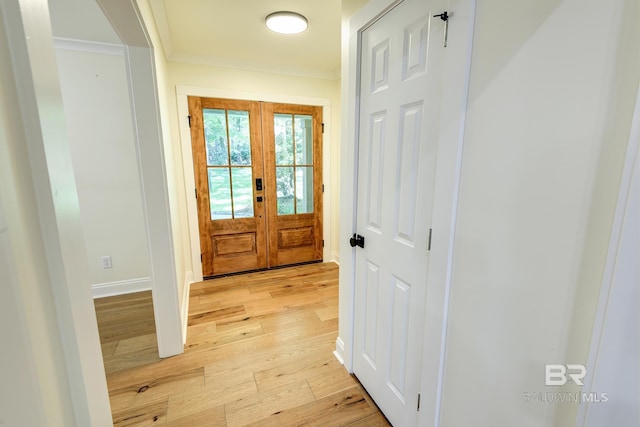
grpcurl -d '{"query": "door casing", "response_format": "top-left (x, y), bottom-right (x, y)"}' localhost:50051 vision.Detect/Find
top-left (189, 98), bottom-right (324, 276)
top-left (177, 87), bottom-right (333, 282)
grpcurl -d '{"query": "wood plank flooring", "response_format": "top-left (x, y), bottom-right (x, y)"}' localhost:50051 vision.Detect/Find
top-left (94, 262), bottom-right (390, 426)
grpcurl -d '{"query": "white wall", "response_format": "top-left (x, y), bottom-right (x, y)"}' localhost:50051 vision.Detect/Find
top-left (581, 128), bottom-right (639, 427)
top-left (55, 45), bottom-right (151, 295)
top-left (0, 207), bottom-right (51, 427)
top-left (0, 0), bottom-right (112, 423)
top-left (439, 0), bottom-right (639, 426)
top-left (0, 12), bottom-right (72, 424)
top-left (557, 0), bottom-right (639, 424)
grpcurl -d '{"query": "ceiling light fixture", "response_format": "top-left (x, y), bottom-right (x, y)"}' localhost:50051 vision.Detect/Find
top-left (265, 11), bottom-right (308, 35)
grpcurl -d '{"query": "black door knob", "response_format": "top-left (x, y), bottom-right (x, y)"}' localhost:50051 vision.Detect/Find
top-left (350, 234), bottom-right (365, 248)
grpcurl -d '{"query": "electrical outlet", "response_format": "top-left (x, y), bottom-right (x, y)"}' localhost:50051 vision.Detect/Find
top-left (101, 256), bottom-right (112, 269)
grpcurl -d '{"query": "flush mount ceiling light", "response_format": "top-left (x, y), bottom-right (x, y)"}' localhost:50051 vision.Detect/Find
top-left (265, 11), bottom-right (308, 34)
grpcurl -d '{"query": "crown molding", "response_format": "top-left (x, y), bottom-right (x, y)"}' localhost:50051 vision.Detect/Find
top-left (168, 52), bottom-right (340, 81)
top-left (53, 37), bottom-right (124, 56)
top-left (148, 0), bottom-right (173, 57)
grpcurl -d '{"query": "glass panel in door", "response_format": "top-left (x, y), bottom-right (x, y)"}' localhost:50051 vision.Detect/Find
top-left (203, 108), bottom-right (254, 221)
top-left (273, 113), bottom-right (315, 216)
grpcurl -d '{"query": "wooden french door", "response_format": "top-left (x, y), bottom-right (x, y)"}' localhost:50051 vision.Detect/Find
top-left (189, 97), bottom-right (323, 277)
top-left (262, 103), bottom-right (323, 267)
top-left (188, 97), bottom-right (266, 276)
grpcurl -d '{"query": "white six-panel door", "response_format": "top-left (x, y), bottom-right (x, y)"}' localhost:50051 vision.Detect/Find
top-left (353, 0), bottom-right (446, 425)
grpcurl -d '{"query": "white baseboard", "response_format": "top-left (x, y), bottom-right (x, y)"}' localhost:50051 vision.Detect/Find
top-left (331, 252), bottom-right (340, 265)
top-left (334, 336), bottom-right (346, 365)
top-left (92, 277), bottom-right (151, 299)
top-left (181, 271), bottom-right (194, 344)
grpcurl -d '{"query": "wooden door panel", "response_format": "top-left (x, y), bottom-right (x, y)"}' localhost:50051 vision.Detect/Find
top-left (211, 232), bottom-right (259, 273)
top-left (274, 219), bottom-right (318, 266)
top-left (278, 226), bottom-right (314, 249)
top-left (213, 233), bottom-right (256, 256)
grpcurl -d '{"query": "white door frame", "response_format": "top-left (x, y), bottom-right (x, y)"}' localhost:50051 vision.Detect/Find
top-left (337, 0), bottom-right (477, 425)
top-left (97, 0), bottom-right (184, 358)
top-left (575, 85), bottom-right (640, 427)
top-left (176, 86), bottom-right (333, 282)
top-left (2, 0), bottom-right (186, 423)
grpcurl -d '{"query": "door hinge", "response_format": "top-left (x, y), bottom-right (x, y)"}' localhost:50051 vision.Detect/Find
top-left (188, 115), bottom-right (192, 128)
top-left (321, 123), bottom-right (325, 133)
top-left (195, 188), bottom-right (197, 199)
top-left (322, 184), bottom-right (325, 193)
top-left (428, 228), bottom-right (432, 251)
top-left (417, 393), bottom-right (421, 411)
top-left (433, 11), bottom-right (449, 48)
top-left (200, 254), bottom-right (203, 263)
top-left (322, 239), bottom-right (325, 248)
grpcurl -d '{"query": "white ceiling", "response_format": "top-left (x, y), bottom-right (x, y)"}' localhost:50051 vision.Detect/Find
top-left (48, 0), bottom-right (369, 80)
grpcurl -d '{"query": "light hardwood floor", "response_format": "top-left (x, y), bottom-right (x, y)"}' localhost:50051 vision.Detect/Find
top-left (94, 262), bottom-right (391, 426)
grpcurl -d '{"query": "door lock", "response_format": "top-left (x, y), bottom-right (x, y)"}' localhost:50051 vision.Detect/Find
top-left (255, 178), bottom-right (263, 191)
top-left (350, 234), bottom-right (365, 249)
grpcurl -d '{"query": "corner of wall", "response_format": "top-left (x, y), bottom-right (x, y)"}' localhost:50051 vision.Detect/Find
top-left (181, 270), bottom-right (194, 344)
top-left (331, 252), bottom-right (340, 265)
top-left (333, 336), bottom-right (346, 366)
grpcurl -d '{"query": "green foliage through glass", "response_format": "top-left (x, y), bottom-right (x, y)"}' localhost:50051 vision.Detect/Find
top-left (208, 168), bottom-right (232, 219)
top-left (204, 109), bottom-right (254, 220)
top-left (204, 109), bottom-right (229, 166)
top-left (274, 113), bottom-right (314, 216)
top-left (231, 167), bottom-right (254, 218)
